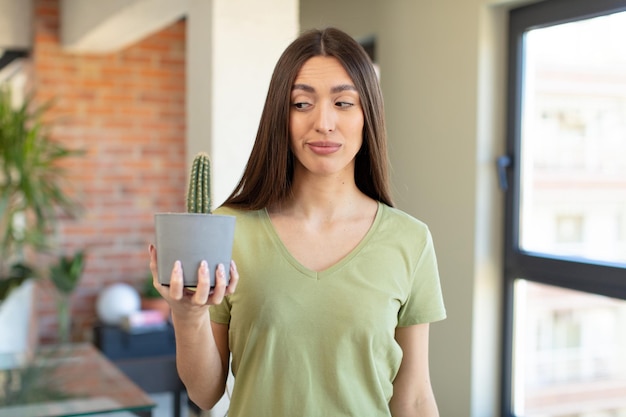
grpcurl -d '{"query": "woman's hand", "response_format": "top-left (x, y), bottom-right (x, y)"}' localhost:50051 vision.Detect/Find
top-left (148, 244), bottom-right (238, 318)
top-left (149, 245), bottom-right (234, 409)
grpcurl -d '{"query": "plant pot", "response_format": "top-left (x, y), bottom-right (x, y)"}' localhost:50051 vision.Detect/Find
top-left (154, 213), bottom-right (235, 287)
top-left (0, 279), bottom-right (38, 361)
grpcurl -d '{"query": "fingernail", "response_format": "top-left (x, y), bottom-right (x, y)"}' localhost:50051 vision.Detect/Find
top-left (174, 260), bottom-right (181, 272)
top-left (218, 263), bottom-right (225, 273)
top-left (201, 260), bottom-right (208, 272)
top-left (230, 260), bottom-right (237, 271)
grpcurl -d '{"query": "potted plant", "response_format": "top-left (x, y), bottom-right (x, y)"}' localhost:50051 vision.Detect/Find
top-left (154, 152), bottom-right (235, 287)
top-left (0, 87), bottom-right (82, 355)
top-left (0, 88), bottom-right (82, 299)
top-left (49, 250), bottom-right (85, 344)
top-left (140, 272), bottom-right (170, 320)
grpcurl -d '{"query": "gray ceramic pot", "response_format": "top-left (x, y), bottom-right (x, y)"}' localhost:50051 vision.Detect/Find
top-left (154, 213), bottom-right (236, 287)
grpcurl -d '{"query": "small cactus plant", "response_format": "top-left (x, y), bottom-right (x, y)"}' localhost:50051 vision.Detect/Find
top-left (186, 152), bottom-right (212, 214)
top-left (155, 150), bottom-right (235, 287)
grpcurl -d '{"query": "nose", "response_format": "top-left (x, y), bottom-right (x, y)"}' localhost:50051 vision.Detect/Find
top-left (314, 103), bottom-right (335, 133)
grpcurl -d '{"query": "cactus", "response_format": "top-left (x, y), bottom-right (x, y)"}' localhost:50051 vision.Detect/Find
top-left (186, 152), bottom-right (212, 214)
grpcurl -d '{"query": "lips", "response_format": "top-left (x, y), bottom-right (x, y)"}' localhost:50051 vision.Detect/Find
top-left (307, 141), bottom-right (341, 155)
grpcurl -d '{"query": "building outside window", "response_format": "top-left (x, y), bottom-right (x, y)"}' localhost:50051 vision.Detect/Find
top-left (503, 1), bottom-right (626, 416)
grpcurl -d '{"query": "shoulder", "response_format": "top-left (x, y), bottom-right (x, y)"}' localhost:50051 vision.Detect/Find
top-left (379, 204), bottom-right (431, 238)
top-left (214, 205), bottom-right (265, 229)
top-left (214, 205), bottom-right (259, 218)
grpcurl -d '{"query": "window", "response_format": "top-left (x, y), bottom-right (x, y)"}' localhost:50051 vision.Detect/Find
top-left (502, 1), bottom-right (626, 416)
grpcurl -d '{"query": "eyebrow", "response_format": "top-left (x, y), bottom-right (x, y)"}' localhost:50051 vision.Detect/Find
top-left (292, 83), bottom-right (357, 94)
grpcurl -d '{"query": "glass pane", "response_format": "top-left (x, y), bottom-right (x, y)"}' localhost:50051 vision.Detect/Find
top-left (519, 11), bottom-right (626, 265)
top-left (513, 280), bottom-right (626, 417)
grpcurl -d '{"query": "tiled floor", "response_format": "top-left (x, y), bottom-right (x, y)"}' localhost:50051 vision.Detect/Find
top-left (92, 391), bottom-right (228, 417)
top-left (151, 392), bottom-right (189, 417)
top-left (89, 392), bottom-right (188, 417)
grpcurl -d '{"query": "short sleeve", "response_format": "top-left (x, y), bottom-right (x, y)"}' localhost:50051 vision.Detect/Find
top-left (209, 295), bottom-right (232, 324)
top-left (397, 228), bottom-right (446, 326)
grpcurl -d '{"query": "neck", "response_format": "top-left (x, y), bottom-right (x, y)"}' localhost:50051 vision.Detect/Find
top-left (271, 171), bottom-right (369, 221)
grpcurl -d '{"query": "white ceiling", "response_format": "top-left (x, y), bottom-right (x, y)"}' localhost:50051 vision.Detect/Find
top-left (0, 0), bottom-right (33, 52)
top-left (0, 0), bottom-right (188, 71)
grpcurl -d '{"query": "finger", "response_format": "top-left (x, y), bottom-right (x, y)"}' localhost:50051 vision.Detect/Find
top-left (149, 245), bottom-right (166, 295)
top-left (169, 261), bottom-right (184, 301)
top-left (149, 244), bottom-right (157, 275)
top-left (192, 260), bottom-right (211, 305)
top-left (225, 260), bottom-right (239, 295)
top-left (209, 263), bottom-right (227, 305)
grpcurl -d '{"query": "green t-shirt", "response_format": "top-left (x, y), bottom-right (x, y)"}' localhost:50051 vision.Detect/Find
top-left (210, 203), bottom-right (446, 417)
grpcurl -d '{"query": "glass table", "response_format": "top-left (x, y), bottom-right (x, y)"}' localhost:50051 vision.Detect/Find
top-left (0, 343), bottom-right (155, 417)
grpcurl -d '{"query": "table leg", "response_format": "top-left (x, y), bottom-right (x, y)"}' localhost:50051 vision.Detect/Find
top-left (174, 390), bottom-right (182, 417)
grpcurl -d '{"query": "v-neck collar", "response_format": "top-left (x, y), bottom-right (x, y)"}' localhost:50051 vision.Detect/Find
top-left (261, 202), bottom-right (384, 280)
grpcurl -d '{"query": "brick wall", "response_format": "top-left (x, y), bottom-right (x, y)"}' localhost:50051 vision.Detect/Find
top-left (31, 0), bottom-right (186, 343)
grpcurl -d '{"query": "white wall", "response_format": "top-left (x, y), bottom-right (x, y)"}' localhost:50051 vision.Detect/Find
top-left (301, 1), bottom-right (524, 415)
top-left (300, 0), bottom-right (379, 42)
top-left (187, 0), bottom-right (299, 207)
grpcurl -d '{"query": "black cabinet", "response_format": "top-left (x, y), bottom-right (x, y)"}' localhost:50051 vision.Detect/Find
top-left (94, 323), bottom-right (185, 417)
top-left (94, 323), bottom-right (177, 358)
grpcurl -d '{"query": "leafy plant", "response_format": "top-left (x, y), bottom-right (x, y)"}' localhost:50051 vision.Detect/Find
top-left (0, 87), bottom-right (83, 300)
top-left (186, 152), bottom-right (212, 214)
top-left (49, 250), bottom-right (85, 343)
top-left (141, 272), bottom-right (162, 298)
top-left (49, 250), bottom-right (85, 295)
top-left (0, 262), bottom-right (34, 300)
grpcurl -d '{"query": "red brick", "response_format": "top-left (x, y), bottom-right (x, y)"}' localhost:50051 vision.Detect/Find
top-left (29, 0), bottom-right (186, 344)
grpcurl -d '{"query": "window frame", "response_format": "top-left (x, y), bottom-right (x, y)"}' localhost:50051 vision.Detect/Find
top-left (501, 0), bottom-right (626, 415)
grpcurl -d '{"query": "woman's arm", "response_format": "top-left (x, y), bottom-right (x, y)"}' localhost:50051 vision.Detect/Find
top-left (172, 311), bottom-right (230, 409)
top-left (149, 245), bottom-right (237, 409)
top-left (389, 323), bottom-right (440, 417)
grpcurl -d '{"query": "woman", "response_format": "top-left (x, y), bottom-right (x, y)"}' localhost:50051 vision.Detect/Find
top-left (149, 27), bottom-right (446, 417)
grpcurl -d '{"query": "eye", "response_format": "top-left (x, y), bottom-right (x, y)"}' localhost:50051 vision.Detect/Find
top-left (335, 101), bottom-right (354, 109)
top-left (292, 101), bottom-right (312, 110)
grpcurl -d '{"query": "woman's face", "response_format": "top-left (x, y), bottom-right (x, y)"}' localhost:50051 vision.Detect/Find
top-left (289, 56), bottom-right (364, 180)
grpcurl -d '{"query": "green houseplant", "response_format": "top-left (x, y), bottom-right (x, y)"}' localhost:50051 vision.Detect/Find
top-left (139, 271), bottom-right (170, 320)
top-left (0, 87), bottom-right (82, 300)
top-left (154, 152), bottom-right (235, 287)
top-left (49, 250), bottom-right (85, 343)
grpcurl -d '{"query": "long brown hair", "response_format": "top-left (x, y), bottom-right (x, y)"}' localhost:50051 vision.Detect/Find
top-left (223, 27), bottom-right (394, 210)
